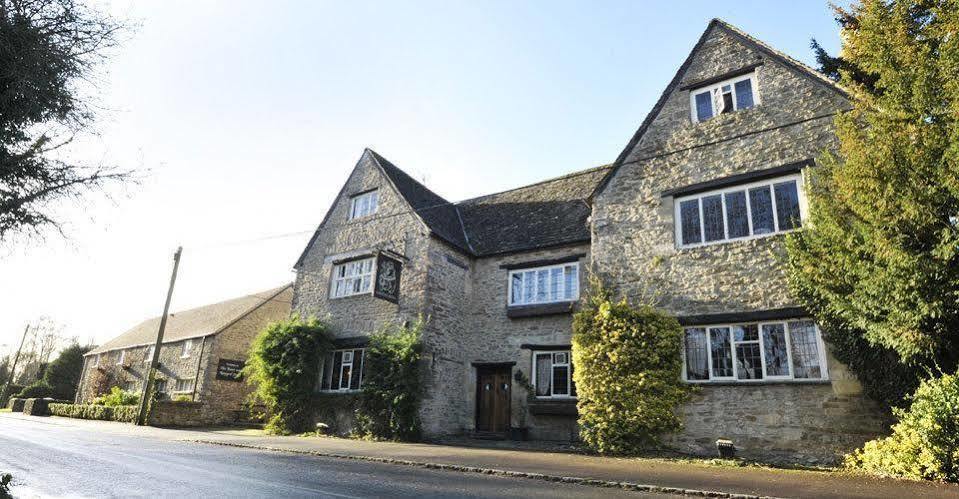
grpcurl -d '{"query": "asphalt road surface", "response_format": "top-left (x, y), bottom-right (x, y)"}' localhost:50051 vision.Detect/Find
top-left (0, 415), bottom-right (669, 498)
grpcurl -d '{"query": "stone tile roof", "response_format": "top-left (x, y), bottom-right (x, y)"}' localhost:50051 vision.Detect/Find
top-left (86, 284), bottom-right (292, 356)
top-left (369, 149), bottom-right (612, 257)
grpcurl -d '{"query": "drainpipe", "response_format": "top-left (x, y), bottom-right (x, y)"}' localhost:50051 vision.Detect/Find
top-left (191, 336), bottom-right (207, 402)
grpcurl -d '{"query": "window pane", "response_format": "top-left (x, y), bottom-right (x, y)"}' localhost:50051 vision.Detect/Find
top-left (523, 271), bottom-right (535, 303)
top-left (789, 320), bottom-right (823, 379)
top-left (724, 191), bottom-right (749, 238)
top-left (535, 354), bottom-right (551, 396)
top-left (550, 267), bottom-right (562, 301)
top-left (350, 350), bottom-right (364, 390)
top-left (695, 92), bottom-right (712, 121)
top-left (330, 351), bottom-right (342, 389)
top-left (340, 365), bottom-right (351, 389)
top-left (563, 265), bottom-right (577, 300)
top-left (709, 327), bottom-right (733, 377)
top-left (735, 342), bottom-right (763, 380)
top-left (749, 186), bottom-right (775, 235)
top-left (774, 181), bottom-right (801, 230)
top-left (679, 199), bottom-right (702, 245)
top-left (762, 324), bottom-right (790, 376)
top-left (733, 324), bottom-right (758, 342)
top-left (684, 328), bottom-right (709, 380)
top-left (735, 79), bottom-right (754, 109)
top-left (721, 90), bottom-right (734, 114)
top-left (702, 194), bottom-right (725, 242)
top-left (552, 366), bottom-right (569, 395)
top-left (536, 270), bottom-right (549, 302)
top-left (511, 273), bottom-right (522, 304)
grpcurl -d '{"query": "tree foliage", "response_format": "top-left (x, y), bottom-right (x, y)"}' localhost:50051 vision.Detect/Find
top-left (786, 1), bottom-right (959, 402)
top-left (0, 0), bottom-right (132, 241)
top-left (41, 343), bottom-right (91, 399)
top-left (846, 372), bottom-right (959, 482)
top-left (572, 283), bottom-right (689, 454)
top-left (244, 316), bottom-right (332, 434)
top-left (354, 318), bottom-right (424, 441)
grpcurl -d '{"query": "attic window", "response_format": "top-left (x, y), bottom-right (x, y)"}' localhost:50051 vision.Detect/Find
top-left (349, 190), bottom-right (379, 220)
top-left (690, 72), bottom-right (757, 123)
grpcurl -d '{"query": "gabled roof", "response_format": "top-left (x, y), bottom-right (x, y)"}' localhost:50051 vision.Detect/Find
top-left (595, 18), bottom-right (848, 197)
top-left (86, 284), bottom-right (292, 356)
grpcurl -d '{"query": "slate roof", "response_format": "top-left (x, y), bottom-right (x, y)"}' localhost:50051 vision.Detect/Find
top-left (364, 150), bottom-right (612, 257)
top-left (86, 285), bottom-right (292, 356)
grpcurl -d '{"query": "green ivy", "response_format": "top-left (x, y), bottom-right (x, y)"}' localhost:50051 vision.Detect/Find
top-left (572, 283), bottom-right (689, 454)
top-left (353, 318), bottom-right (424, 441)
top-left (244, 315), bottom-right (332, 434)
top-left (846, 372), bottom-right (959, 482)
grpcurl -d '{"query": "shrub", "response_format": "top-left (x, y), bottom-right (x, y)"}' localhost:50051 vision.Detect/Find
top-left (171, 394), bottom-right (192, 402)
top-left (845, 372), bottom-right (959, 482)
top-left (245, 316), bottom-right (332, 434)
top-left (0, 472), bottom-right (10, 499)
top-left (92, 386), bottom-right (139, 407)
top-left (43, 344), bottom-right (93, 400)
top-left (354, 318), bottom-right (424, 441)
top-left (572, 283), bottom-right (689, 454)
top-left (0, 384), bottom-right (24, 407)
top-left (15, 380), bottom-right (53, 399)
top-left (48, 403), bottom-right (138, 423)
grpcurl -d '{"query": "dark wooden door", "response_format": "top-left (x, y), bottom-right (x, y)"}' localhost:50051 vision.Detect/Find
top-left (475, 366), bottom-right (511, 433)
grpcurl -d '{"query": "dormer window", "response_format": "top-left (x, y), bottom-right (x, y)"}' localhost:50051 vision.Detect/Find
top-left (349, 190), bottom-right (379, 220)
top-left (690, 72), bottom-right (757, 123)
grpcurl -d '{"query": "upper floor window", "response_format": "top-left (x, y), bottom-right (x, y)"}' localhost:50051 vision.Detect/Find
top-left (683, 319), bottom-right (827, 383)
top-left (144, 345), bottom-right (155, 364)
top-left (508, 262), bottom-right (579, 306)
top-left (690, 72), bottom-right (757, 123)
top-left (349, 190), bottom-right (379, 220)
top-left (318, 348), bottom-right (366, 392)
top-left (675, 175), bottom-right (803, 248)
top-left (330, 257), bottom-right (374, 298)
top-left (533, 350), bottom-right (576, 398)
top-left (173, 378), bottom-right (194, 393)
top-left (92, 354), bottom-right (100, 368)
top-left (181, 339), bottom-right (194, 358)
top-left (116, 349), bottom-right (126, 365)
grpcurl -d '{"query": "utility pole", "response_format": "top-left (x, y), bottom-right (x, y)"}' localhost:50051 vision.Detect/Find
top-left (2, 324), bottom-right (31, 403)
top-left (136, 246), bottom-right (182, 426)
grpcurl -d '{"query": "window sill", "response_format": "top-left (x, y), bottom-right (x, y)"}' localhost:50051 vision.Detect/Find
top-left (676, 229), bottom-right (798, 251)
top-left (686, 379), bottom-right (831, 387)
top-left (528, 400), bottom-right (578, 416)
top-left (314, 390), bottom-right (362, 396)
top-left (507, 302), bottom-right (575, 318)
top-left (328, 292), bottom-right (373, 301)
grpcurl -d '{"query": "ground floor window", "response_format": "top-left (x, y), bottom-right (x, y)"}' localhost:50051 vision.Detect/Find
top-left (155, 379), bottom-right (167, 394)
top-left (683, 319), bottom-right (827, 382)
top-left (318, 348), bottom-right (366, 392)
top-left (173, 378), bottom-right (194, 393)
top-left (532, 350), bottom-right (576, 398)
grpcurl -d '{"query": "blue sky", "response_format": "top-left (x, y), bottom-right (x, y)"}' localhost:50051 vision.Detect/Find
top-left (0, 1), bottom-right (843, 353)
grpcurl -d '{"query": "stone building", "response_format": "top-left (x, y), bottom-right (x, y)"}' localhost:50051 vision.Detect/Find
top-left (77, 285), bottom-right (292, 425)
top-left (293, 19), bottom-right (887, 463)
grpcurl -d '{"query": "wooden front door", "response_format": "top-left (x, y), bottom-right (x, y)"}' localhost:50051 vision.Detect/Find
top-left (475, 366), bottom-right (511, 434)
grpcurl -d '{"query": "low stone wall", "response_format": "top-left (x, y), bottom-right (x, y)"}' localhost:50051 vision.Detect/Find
top-left (22, 398), bottom-right (68, 416)
top-left (148, 401), bottom-right (207, 427)
top-left (670, 383), bottom-right (890, 465)
top-left (6, 398), bottom-right (25, 412)
top-left (311, 393), bottom-right (360, 436)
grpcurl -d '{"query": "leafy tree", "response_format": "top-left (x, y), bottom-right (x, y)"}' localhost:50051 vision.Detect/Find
top-left (572, 283), bottom-right (689, 454)
top-left (42, 343), bottom-right (91, 399)
top-left (354, 319), bottom-right (424, 441)
top-left (0, 0), bottom-right (132, 241)
top-left (244, 316), bottom-right (332, 434)
top-left (785, 0), bottom-right (959, 406)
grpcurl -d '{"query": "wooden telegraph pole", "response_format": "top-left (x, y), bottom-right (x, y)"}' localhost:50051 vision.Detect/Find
top-left (1, 324), bottom-right (31, 403)
top-left (136, 246), bottom-right (182, 426)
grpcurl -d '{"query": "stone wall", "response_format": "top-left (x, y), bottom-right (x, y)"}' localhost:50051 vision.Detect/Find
top-left (148, 401), bottom-right (205, 427)
top-left (591, 23), bottom-right (884, 462)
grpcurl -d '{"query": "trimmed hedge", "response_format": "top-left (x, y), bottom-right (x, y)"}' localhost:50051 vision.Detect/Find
top-left (48, 403), bottom-right (138, 423)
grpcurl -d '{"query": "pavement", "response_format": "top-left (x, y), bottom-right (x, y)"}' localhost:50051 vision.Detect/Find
top-left (2, 412), bottom-right (958, 498)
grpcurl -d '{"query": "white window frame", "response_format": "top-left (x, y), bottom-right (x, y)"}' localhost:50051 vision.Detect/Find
top-left (689, 71), bottom-right (760, 123)
top-left (144, 345), bottom-right (155, 364)
top-left (531, 350), bottom-right (576, 399)
top-left (92, 354), bottom-right (100, 368)
top-left (329, 257), bottom-right (375, 299)
top-left (318, 348), bottom-right (366, 393)
top-left (682, 319), bottom-right (829, 384)
top-left (180, 339), bottom-right (194, 359)
top-left (116, 349), bottom-right (126, 365)
top-left (507, 262), bottom-right (580, 306)
top-left (172, 378), bottom-right (194, 393)
top-left (349, 190), bottom-right (379, 220)
top-left (674, 174), bottom-right (805, 249)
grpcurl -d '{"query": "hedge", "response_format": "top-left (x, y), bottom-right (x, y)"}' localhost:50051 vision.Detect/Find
top-left (48, 403), bottom-right (138, 423)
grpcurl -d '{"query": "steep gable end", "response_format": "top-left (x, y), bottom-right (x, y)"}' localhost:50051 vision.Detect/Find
top-left (597, 18), bottom-right (849, 197)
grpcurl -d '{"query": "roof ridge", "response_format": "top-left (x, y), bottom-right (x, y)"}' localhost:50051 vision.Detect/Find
top-left (456, 163), bottom-right (613, 205)
top-left (365, 148), bottom-right (453, 206)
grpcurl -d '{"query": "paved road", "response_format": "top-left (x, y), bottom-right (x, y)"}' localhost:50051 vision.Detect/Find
top-left (0, 415), bottom-right (668, 498)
